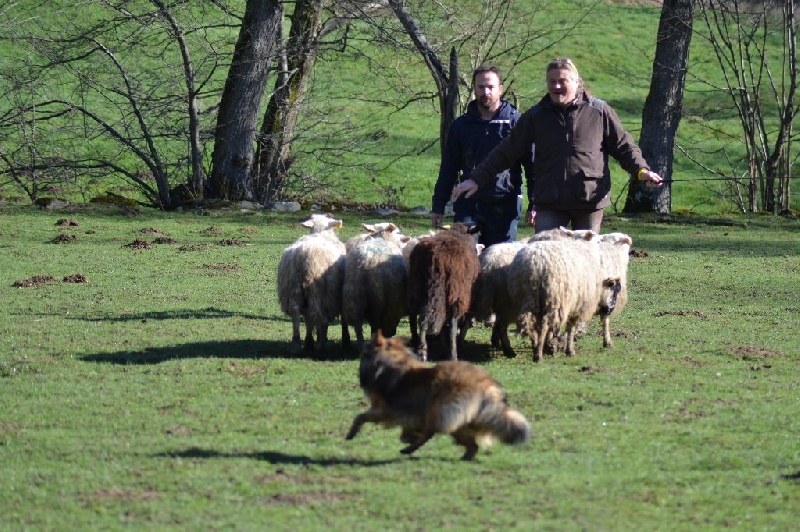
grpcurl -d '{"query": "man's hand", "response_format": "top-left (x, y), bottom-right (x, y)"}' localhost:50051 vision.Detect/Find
top-left (451, 179), bottom-right (479, 200)
top-left (526, 210), bottom-right (536, 227)
top-left (640, 169), bottom-right (664, 188)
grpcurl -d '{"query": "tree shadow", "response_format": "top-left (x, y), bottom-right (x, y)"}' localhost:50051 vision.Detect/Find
top-left (80, 338), bottom-right (358, 365)
top-left (152, 446), bottom-right (399, 467)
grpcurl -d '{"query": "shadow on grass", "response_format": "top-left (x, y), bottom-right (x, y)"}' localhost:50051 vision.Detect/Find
top-left (154, 447), bottom-right (399, 467)
top-left (80, 339), bottom-right (359, 364)
top-left (73, 306), bottom-right (271, 323)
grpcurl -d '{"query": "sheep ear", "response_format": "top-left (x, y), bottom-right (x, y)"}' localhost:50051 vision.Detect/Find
top-left (400, 235), bottom-right (411, 244)
top-left (386, 223), bottom-right (398, 232)
top-left (301, 219), bottom-right (314, 228)
top-left (362, 223), bottom-right (375, 232)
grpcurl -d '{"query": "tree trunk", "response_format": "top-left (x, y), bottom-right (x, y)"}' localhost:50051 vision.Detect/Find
top-left (209, 0), bottom-right (282, 200)
top-left (624, 0), bottom-right (693, 214)
top-left (388, 0), bottom-right (453, 157)
top-left (255, 0), bottom-right (324, 203)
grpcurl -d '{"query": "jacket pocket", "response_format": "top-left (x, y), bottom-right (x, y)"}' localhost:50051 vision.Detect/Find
top-left (576, 173), bottom-right (609, 203)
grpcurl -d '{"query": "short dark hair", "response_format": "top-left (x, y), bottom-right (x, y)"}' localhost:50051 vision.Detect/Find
top-left (472, 65), bottom-right (503, 85)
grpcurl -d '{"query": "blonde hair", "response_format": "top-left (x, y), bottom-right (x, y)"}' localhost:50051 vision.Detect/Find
top-left (546, 57), bottom-right (582, 86)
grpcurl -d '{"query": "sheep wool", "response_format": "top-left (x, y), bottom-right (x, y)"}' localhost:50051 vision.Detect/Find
top-left (407, 224), bottom-right (480, 361)
top-left (276, 214), bottom-right (348, 354)
top-left (509, 239), bottom-right (603, 361)
top-left (342, 228), bottom-right (409, 352)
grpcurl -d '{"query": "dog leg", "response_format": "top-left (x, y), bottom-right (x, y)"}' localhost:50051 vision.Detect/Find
top-left (345, 413), bottom-right (368, 440)
top-left (400, 429), bottom-right (435, 455)
top-left (452, 430), bottom-right (479, 461)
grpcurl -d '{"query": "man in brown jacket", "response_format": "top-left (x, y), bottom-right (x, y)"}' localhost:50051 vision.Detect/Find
top-left (452, 57), bottom-right (663, 233)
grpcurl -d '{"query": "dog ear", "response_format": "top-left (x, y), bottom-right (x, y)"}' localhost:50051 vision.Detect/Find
top-left (373, 329), bottom-right (386, 346)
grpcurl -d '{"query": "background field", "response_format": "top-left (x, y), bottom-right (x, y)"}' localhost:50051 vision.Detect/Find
top-left (4, 1), bottom-right (796, 215)
top-left (0, 203), bottom-right (798, 529)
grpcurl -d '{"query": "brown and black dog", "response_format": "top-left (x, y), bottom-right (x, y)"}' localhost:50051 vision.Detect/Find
top-left (346, 331), bottom-right (531, 460)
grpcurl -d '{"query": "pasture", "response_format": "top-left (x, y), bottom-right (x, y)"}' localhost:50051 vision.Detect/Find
top-left (0, 204), bottom-right (798, 529)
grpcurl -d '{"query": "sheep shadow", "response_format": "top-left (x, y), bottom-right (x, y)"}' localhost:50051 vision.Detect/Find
top-left (152, 447), bottom-right (399, 467)
top-left (80, 338), bottom-right (359, 365)
top-left (70, 306), bottom-right (270, 323)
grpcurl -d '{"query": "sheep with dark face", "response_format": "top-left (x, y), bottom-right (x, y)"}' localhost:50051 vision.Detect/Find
top-left (596, 232), bottom-right (633, 348)
top-left (276, 214), bottom-right (348, 354)
top-left (406, 224), bottom-right (480, 361)
top-left (342, 227), bottom-right (410, 352)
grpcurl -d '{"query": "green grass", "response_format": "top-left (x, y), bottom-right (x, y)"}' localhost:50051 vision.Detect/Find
top-left (0, 204), bottom-right (798, 529)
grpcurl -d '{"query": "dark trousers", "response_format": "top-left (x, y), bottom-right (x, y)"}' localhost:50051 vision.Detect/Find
top-left (475, 195), bottom-right (522, 246)
top-left (534, 208), bottom-right (604, 234)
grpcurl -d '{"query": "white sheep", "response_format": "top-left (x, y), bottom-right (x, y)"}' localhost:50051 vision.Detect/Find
top-left (341, 227), bottom-right (410, 352)
top-left (276, 214), bottom-right (348, 354)
top-left (596, 232), bottom-right (633, 348)
top-left (345, 222), bottom-right (402, 252)
top-left (470, 228), bottom-right (599, 358)
top-left (470, 241), bottom-right (525, 358)
top-left (509, 238), bottom-right (606, 361)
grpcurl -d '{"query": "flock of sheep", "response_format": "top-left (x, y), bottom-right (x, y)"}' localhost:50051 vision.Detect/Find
top-left (276, 213), bottom-right (633, 361)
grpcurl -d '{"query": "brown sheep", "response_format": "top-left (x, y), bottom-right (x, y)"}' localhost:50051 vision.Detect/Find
top-left (406, 224), bottom-right (480, 361)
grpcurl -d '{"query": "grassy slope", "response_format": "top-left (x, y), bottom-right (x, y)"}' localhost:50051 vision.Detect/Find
top-left (0, 204), bottom-right (798, 529)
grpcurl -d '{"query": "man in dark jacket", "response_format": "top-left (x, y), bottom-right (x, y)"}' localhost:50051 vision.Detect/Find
top-left (431, 66), bottom-right (533, 246)
top-left (451, 58), bottom-right (663, 233)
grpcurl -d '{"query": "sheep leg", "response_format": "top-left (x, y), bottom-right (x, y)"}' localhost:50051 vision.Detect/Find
top-left (354, 322), bottom-right (365, 353)
top-left (409, 313), bottom-right (420, 350)
top-left (498, 321), bottom-right (516, 358)
top-left (417, 320), bottom-right (429, 362)
top-left (449, 315), bottom-right (460, 360)
top-left (565, 324), bottom-right (576, 356)
top-left (314, 323), bottom-right (328, 354)
top-left (303, 317), bottom-right (315, 352)
top-left (535, 321), bottom-right (549, 362)
top-left (290, 310), bottom-right (303, 354)
top-left (601, 315), bottom-right (613, 348)
top-left (490, 323), bottom-right (500, 348)
top-left (341, 318), bottom-right (351, 350)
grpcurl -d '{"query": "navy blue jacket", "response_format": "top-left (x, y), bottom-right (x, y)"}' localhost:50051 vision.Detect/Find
top-left (432, 100), bottom-right (533, 218)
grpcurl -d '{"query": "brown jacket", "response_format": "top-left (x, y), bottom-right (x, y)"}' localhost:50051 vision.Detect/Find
top-left (469, 90), bottom-right (648, 211)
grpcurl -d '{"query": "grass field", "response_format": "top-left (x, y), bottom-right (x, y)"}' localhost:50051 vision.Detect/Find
top-left (0, 203), bottom-right (798, 529)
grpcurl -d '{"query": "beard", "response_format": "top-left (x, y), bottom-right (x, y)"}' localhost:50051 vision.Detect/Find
top-left (478, 96), bottom-right (498, 111)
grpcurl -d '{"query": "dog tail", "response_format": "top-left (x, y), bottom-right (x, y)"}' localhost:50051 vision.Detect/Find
top-left (476, 394), bottom-right (531, 446)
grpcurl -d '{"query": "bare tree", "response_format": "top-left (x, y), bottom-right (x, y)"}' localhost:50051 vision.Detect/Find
top-left (625, 0), bottom-right (694, 214)
top-left (694, 0), bottom-right (797, 213)
top-left (0, 1), bottom-right (232, 208)
top-left (209, 0), bottom-right (283, 201)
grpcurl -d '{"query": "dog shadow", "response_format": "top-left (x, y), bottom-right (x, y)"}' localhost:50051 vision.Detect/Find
top-left (80, 339), bottom-right (358, 365)
top-left (153, 446), bottom-right (399, 467)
